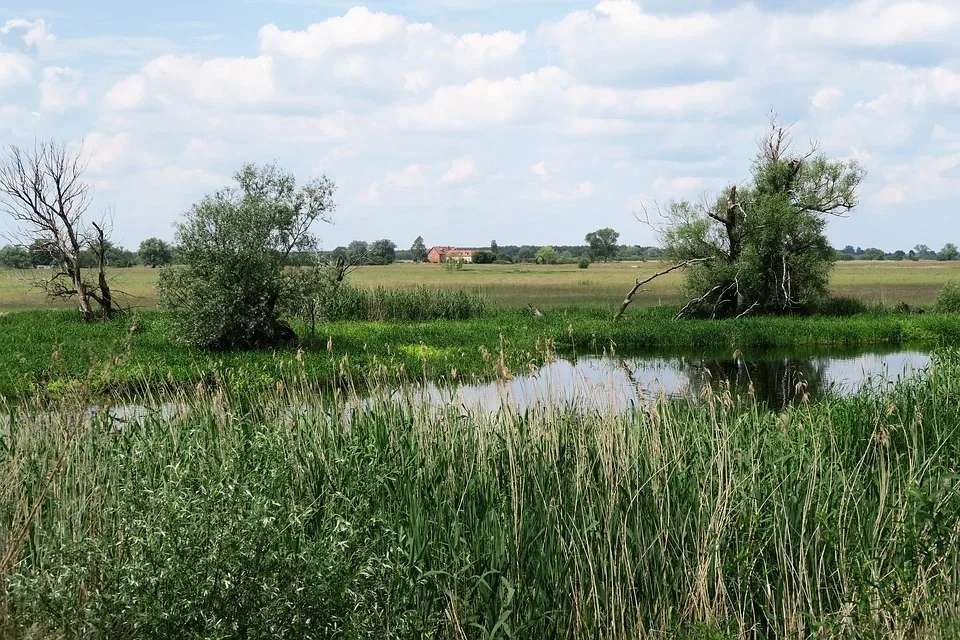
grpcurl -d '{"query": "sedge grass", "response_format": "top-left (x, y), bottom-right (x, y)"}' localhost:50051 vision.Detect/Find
top-left (2, 351), bottom-right (960, 638)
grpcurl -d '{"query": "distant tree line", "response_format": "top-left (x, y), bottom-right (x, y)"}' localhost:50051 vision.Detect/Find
top-left (0, 237), bottom-right (176, 269)
top-left (835, 244), bottom-right (960, 261)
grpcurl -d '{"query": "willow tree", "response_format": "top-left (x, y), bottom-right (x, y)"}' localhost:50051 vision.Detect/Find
top-left (158, 163), bottom-right (336, 349)
top-left (660, 119), bottom-right (865, 318)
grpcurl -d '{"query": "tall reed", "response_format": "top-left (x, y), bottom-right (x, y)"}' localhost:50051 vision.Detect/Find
top-left (2, 352), bottom-right (960, 638)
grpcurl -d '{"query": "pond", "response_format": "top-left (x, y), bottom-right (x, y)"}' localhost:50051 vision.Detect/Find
top-left (93, 346), bottom-right (930, 425)
top-left (385, 345), bottom-right (931, 412)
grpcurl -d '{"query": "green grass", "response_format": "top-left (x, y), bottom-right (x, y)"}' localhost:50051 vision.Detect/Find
top-left (3, 307), bottom-right (960, 400)
top-left (4, 260), bottom-right (960, 312)
top-left (3, 349), bottom-right (960, 637)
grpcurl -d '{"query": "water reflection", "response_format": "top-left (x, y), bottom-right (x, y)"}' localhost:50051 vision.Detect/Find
top-left (415, 346), bottom-right (930, 412)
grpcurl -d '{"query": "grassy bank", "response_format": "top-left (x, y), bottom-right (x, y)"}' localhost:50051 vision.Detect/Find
top-left (4, 260), bottom-right (959, 311)
top-left (2, 308), bottom-right (960, 400)
top-left (3, 351), bottom-right (960, 637)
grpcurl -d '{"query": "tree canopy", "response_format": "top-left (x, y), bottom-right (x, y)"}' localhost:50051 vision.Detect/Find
top-left (158, 163), bottom-right (336, 349)
top-left (661, 119), bottom-right (865, 317)
top-left (585, 228), bottom-right (620, 262)
top-left (139, 237), bottom-right (173, 267)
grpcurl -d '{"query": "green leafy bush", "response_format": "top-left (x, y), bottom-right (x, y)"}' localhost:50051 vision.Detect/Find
top-left (936, 281), bottom-right (960, 313)
top-left (578, 258), bottom-right (590, 269)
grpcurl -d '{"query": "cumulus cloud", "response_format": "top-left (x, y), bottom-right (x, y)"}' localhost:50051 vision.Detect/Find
top-left (531, 161), bottom-right (550, 179)
top-left (811, 87), bottom-right (843, 111)
top-left (103, 55), bottom-right (274, 110)
top-left (2, 18), bottom-right (56, 52)
top-left (83, 132), bottom-right (132, 172)
top-left (0, 51), bottom-right (32, 86)
top-left (258, 7), bottom-right (525, 94)
top-left (39, 66), bottom-right (87, 112)
top-left (439, 157), bottom-right (476, 185)
top-left (385, 164), bottom-right (427, 189)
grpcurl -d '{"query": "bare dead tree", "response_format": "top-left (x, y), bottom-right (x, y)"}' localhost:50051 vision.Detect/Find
top-left (0, 140), bottom-right (116, 319)
top-left (613, 258), bottom-right (711, 321)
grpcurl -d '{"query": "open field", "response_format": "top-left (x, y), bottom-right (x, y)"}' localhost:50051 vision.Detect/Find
top-left (4, 350), bottom-right (960, 637)
top-left (3, 260), bottom-right (959, 312)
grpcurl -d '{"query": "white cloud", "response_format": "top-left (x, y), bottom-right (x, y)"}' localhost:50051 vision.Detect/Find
top-left (2, 18), bottom-right (56, 52)
top-left (258, 7), bottom-right (525, 94)
top-left (439, 156), bottom-right (476, 185)
top-left (539, 181), bottom-right (595, 202)
top-left (357, 182), bottom-right (380, 204)
top-left (805, 0), bottom-right (958, 47)
top-left (83, 132), bottom-right (132, 172)
top-left (812, 87), bottom-right (843, 112)
top-left (39, 66), bottom-right (86, 112)
top-left (0, 52), bottom-right (32, 86)
top-left (876, 183), bottom-right (908, 205)
top-left (531, 161), bottom-right (549, 179)
top-left (103, 75), bottom-right (147, 110)
top-left (385, 164), bottom-right (426, 188)
top-left (104, 55), bottom-right (274, 111)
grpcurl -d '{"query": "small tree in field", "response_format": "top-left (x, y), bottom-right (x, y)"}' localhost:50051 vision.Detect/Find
top-left (138, 237), bottom-right (173, 267)
top-left (585, 228), bottom-right (619, 262)
top-left (158, 163), bottom-right (336, 349)
top-left (657, 118), bottom-right (864, 318)
top-left (0, 140), bottom-right (116, 319)
top-left (410, 236), bottom-right (428, 263)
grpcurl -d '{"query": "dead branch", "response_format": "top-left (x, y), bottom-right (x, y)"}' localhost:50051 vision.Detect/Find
top-left (613, 258), bottom-right (710, 321)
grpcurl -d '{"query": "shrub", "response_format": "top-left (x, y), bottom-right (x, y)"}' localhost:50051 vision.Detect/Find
top-left (936, 281), bottom-right (960, 313)
top-left (578, 258), bottom-right (590, 269)
top-left (158, 163), bottom-right (336, 349)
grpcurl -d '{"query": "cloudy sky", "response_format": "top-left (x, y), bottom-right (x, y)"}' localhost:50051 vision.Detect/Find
top-left (1, 0), bottom-right (958, 250)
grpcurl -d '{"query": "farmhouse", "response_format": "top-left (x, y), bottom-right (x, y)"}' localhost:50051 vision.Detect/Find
top-left (427, 246), bottom-right (475, 263)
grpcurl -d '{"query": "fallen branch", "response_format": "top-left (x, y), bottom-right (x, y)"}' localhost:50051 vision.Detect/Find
top-left (613, 258), bottom-right (710, 321)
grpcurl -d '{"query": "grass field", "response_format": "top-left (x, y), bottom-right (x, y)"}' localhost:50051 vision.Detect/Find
top-left (3, 260), bottom-right (959, 312)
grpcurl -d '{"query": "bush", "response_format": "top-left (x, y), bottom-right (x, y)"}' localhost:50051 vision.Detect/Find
top-left (578, 258), bottom-right (590, 269)
top-left (936, 282), bottom-right (960, 313)
top-left (158, 163), bottom-right (336, 349)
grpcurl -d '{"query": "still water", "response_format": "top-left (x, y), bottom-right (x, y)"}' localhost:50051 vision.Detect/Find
top-left (384, 346), bottom-right (931, 412)
top-left (100, 346), bottom-right (930, 424)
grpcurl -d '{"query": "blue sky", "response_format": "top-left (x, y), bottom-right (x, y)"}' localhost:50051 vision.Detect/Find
top-left (1, 0), bottom-right (958, 250)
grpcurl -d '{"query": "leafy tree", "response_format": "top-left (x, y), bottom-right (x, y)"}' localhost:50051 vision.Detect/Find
top-left (410, 236), bottom-right (428, 263)
top-left (578, 257), bottom-right (590, 269)
top-left (346, 240), bottom-right (369, 266)
top-left (861, 247), bottom-right (885, 261)
top-left (490, 240), bottom-right (498, 253)
top-left (892, 250), bottom-right (906, 261)
top-left (585, 228), bottom-right (620, 262)
top-left (938, 243), bottom-right (959, 262)
top-left (661, 118), bottom-right (864, 317)
top-left (138, 238), bottom-right (173, 268)
top-left (472, 250), bottom-right (495, 264)
top-left (516, 246), bottom-right (537, 262)
top-left (158, 163), bottom-right (336, 349)
top-left (535, 246), bottom-right (558, 264)
top-left (369, 239), bottom-right (397, 265)
top-left (0, 244), bottom-right (32, 269)
top-left (914, 244), bottom-right (935, 260)
top-left (908, 250), bottom-right (918, 261)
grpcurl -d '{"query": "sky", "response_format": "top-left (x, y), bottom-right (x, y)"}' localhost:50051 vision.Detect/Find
top-left (0, 0), bottom-right (958, 251)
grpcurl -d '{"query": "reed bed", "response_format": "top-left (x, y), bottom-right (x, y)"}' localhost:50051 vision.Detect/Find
top-left (2, 350), bottom-right (960, 638)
